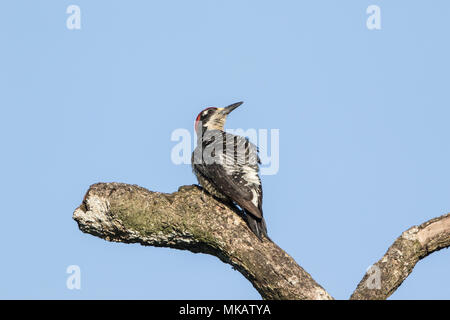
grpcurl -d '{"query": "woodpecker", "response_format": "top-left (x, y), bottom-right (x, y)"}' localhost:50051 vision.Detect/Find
top-left (191, 101), bottom-right (269, 240)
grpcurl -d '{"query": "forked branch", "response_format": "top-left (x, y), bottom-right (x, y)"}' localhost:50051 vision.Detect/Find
top-left (73, 182), bottom-right (450, 300)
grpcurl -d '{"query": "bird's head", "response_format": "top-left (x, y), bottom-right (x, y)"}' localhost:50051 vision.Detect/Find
top-left (194, 101), bottom-right (243, 135)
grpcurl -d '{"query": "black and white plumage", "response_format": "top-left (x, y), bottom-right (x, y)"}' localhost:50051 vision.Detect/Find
top-left (191, 102), bottom-right (269, 240)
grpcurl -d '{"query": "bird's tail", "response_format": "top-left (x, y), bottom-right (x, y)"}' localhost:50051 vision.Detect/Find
top-left (244, 211), bottom-right (270, 242)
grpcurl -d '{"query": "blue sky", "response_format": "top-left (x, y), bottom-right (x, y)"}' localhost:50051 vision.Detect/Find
top-left (1, 1), bottom-right (449, 299)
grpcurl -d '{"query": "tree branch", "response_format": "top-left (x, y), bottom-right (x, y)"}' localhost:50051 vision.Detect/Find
top-left (73, 182), bottom-right (450, 300)
top-left (350, 212), bottom-right (450, 300)
top-left (72, 182), bottom-right (333, 300)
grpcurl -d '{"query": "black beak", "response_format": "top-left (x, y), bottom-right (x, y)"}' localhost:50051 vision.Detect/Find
top-left (221, 101), bottom-right (243, 115)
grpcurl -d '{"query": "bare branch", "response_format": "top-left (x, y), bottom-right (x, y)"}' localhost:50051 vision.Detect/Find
top-left (73, 182), bottom-right (450, 299)
top-left (350, 213), bottom-right (450, 300)
top-left (73, 182), bottom-right (333, 300)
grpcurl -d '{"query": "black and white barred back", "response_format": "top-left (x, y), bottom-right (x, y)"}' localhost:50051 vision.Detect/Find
top-left (191, 130), bottom-right (269, 240)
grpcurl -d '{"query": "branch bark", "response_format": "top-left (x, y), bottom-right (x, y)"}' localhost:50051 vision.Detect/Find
top-left (73, 182), bottom-right (450, 300)
top-left (73, 182), bottom-right (333, 300)
top-left (350, 212), bottom-right (450, 299)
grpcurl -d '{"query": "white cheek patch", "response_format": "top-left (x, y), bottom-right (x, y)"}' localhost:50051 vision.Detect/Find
top-left (205, 114), bottom-right (225, 131)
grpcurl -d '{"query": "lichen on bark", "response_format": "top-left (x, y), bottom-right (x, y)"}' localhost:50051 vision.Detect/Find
top-left (73, 182), bottom-right (450, 300)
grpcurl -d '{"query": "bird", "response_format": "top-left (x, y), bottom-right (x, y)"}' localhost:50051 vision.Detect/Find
top-left (191, 101), bottom-right (269, 241)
